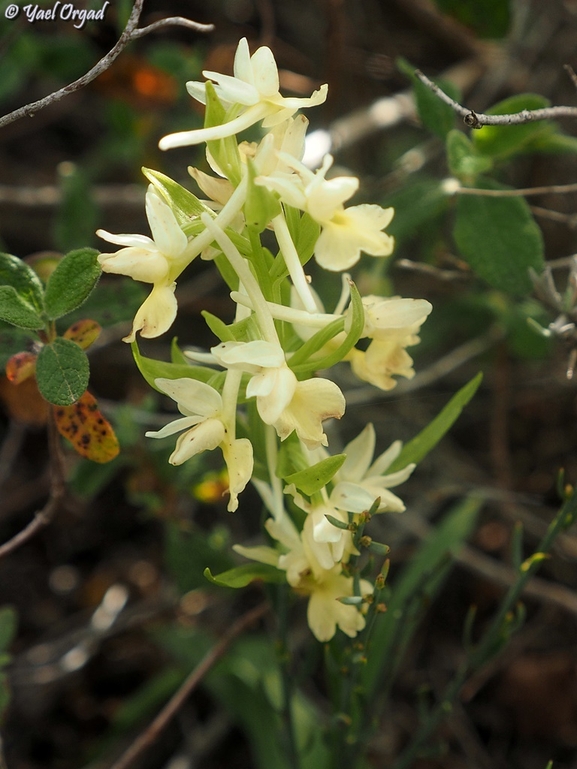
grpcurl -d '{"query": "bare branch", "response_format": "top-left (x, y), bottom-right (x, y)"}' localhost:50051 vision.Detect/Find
top-left (107, 601), bottom-right (269, 769)
top-left (455, 182), bottom-right (577, 197)
top-left (414, 68), bottom-right (577, 128)
top-left (0, 1), bottom-right (214, 130)
top-left (0, 412), bottom-right (66, 558)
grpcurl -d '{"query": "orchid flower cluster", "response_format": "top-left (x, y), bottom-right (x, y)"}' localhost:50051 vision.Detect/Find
top-left (96, 38), bottom-right (432, 642)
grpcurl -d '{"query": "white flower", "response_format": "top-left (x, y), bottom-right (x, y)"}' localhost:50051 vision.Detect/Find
top-left (257, 154), bottom-right (395, 271)
top-left (211, 340), bottom-right (345, 448)
top-left (96, 187), bottom-right (193, 341)
top-left (330, 423), bottom-right (415, 514)
top-left (346, 296), bottom-right (432, 390)
top-left (159, 38), bottom-right (327, 150)
top-left (145, 377), bottom-right (253, 512)
top-left (234, 512), bottom-right (371, 642)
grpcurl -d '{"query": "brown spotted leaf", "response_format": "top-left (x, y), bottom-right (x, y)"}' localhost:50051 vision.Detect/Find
top-left (63, 319), bottom-right (101, 350)
top-left (53, 391), bottom-right (119, 463)
top-left (5, 351), bottom-right (37, 384)
top-left (0, 376), bottom-right (49, 425)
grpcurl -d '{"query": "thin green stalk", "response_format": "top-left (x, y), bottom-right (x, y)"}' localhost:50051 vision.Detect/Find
top-left (393, 489), bottom-right (577, 769)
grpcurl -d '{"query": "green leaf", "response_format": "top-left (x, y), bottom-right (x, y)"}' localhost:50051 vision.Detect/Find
top-left (63, 276), bottom-right (146, 329)
top-left (44, 248), bottom-right (101, 320)
top-left (389, 373), bottom-right (483, 472)
top-left (453, 178), bottom-right (545, 295)
top-left (363, 495), bottom-right (483, 698)
top-left (201, 310), bottom-right (236, 342)
top-left (0, 607), bottom-right (17, 653)
top-left (142, 168), bottom-right (207, 224)
top-left (204, 563), bottom-right (286, 588)
top-left (433, 0), bottom-right (510, 38)
top-left (0, 287), bottom-right (44, 330)
top-left (0, 253), bottom-right (44, 312)
top-left (131, 340), bottom-right (215, 391)
top-left (446, 130), bottom-right (493, 182)
top-left (290, 283), bottom-right (365, 375)
top-left (472, 94), bottom-right (551, 158)
top-left (36, 337), bottom-right (89, 406)
top-left (398, 58), bottom-right (461, 138)
top-left (284, 454), bottom-right (346, 496)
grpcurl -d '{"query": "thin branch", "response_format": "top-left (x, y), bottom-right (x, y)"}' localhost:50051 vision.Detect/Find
top-left (414, 68), bottom-right (577, 128)
top-left (0, 1), bottom-right (214, 130)
top-left (0, 412), bottom-right (65, 559)
top-left (456, 182), bottom-right (577, 197)
top-left (107, 601), bottom-right (269, 769)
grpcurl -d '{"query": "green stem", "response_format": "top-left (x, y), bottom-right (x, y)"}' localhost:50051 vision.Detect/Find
top-left (393, 490), bottom-right (577, 769)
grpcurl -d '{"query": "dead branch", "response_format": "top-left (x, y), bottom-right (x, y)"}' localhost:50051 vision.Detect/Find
top-left (0, 0), bottom-right (214, 130)
top-left (414, 68), bottom-right (577, 128)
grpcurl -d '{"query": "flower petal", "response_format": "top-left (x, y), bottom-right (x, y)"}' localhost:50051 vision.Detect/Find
top-left (145, 188), bottom-right (188, 258)
top-left (154, 377), bottom-right (222, 417)
top-left (145, 415), bottom-right (202, 440)
top-left (124, 283), bottom-right (177, 342)
top-left (339, 423), bottom-right (376, 482)
top-left (98, 246), bottom-right (168, 283)
top-left (222, 437), bottom-right (254, 512)
top-left (169, 418), bottom-right (225, 465)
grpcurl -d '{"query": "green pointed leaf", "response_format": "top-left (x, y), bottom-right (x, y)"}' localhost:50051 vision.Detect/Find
top-left (472, 94), bottom-right (550, 158)
top-left (0, 287), bottom-right (44, 329)
top-left (204, 563), bottom-right (286, 588)
top-left (201, 310), bottom-right (236, 342)
top-left (0, 253), bottom-right (44, 312)
top-left (446, 130), bottom-right (493, 182)
top-left (142, 168), bottom-right (207, 225)
top-left (389, 372), bottom-right (482, 472)
top-left (131, 340), bottom-right (215, 391)
top-left (398, 58), bottom-right (461, 138)
top-left (44, 248), bottom-right (101, 320)
top-left (454, 179), bottom-right (545, 295)
top-left (36, 337), bottom-right (89, 406)
top-left (284, 454), bottom-right (346, 496)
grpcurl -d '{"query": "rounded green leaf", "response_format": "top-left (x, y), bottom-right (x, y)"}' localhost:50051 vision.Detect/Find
top-left (36, 337), bottom-right (89, 406)
top-left (0, 253), bottom-right (44, 312)
top-left (0, 287), bottom-right (44, 330)
top-left (44, 248), bottom-right (101, 320)
top-left (453, 180), bottom-right (545, 295)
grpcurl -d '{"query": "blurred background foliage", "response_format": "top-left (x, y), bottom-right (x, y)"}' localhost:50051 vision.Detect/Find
top-left (3, 0), bottom-right (577, 767)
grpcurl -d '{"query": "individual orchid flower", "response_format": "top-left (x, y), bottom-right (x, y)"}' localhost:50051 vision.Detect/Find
top-left (145, 377), bottom-right (253, 513)
top-left (234, 513), bottom-right (371, 641)
top-left (284, 483), bottom-right (355, 570)
top-left (346, 296), bottom-right (432, 390)
top-left (329, 423), bottom-right (416, 514)
top-left (96, 187), bottom-right (194, 341)
top-left (257, 153), bottom-right (395, 271)
top-left (211, 340), bottom-right (346, 449)
top-left (159, 38), bottom-right (327, 150)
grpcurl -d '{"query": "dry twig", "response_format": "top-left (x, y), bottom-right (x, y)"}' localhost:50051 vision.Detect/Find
top-left (0, 0), bottom-right (214, 130)
top-left (414, 67), bottom-right (577, 128)
top-left (107, 602), bottom-right (269, 769)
